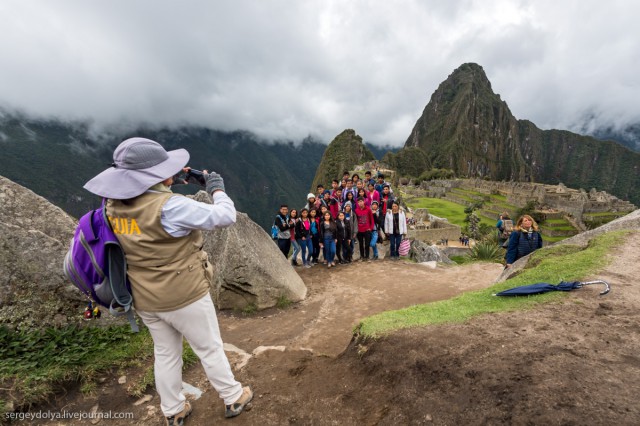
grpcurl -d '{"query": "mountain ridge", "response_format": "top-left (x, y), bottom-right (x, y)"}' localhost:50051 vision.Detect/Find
top-left (310, 129), bottom-right (375, 192)
top-left (0, 113), bottom-right (326, 230)
top-left (399, 63), bottom-right (640, 204)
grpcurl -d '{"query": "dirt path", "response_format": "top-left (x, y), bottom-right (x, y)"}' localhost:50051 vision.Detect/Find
top-left (30, 259), bottom-right (501, 425)
top-left (29, 236), bottom-right (640, 425)
top-left (219, 259), bottom-right (502, 357)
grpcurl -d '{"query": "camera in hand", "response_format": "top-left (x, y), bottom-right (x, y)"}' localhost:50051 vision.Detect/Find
top-left (173, 169), bottom-right (206, 187)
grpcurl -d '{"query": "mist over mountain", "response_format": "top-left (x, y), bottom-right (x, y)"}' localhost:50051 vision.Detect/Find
top-left (589, 125), bottom-right (640, 152)
top-left (364, 143), bottom-right (400, 161)
top-left (398, 63), bottom-right (640, 205)
top-left (0, 112), bottom-right (326, 230)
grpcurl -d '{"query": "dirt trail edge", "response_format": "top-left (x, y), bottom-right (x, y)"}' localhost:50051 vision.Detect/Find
top-left (31, 239), bottom-right (640, 424)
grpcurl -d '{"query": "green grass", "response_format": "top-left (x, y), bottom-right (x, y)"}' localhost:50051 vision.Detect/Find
top-left (584, 212), bottom-right (626, 218)
top-left (0, 323), bottom-right (200, 414)
top-left (276, 295), bottom-right (293, 309)
top-left (356, 231), bottom-right (630, 338)
top-left (544, 226), bottom-right (577, 231)
top-left (450, 255), bottom-right (472, 264)
top-left (407, 197), bottom-right (484, 227)
top-left (545, 218), bottom-right (571, 225)
top-left (541, 234), bottom-right (571, 243)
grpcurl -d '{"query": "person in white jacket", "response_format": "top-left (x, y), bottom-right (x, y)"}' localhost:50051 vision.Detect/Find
top-left (384, 201), bottom-right (407, 260)
top-left (84, 137), bottom-right (253, 425)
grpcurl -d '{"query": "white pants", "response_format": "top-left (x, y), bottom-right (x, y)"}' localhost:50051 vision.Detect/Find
top-left (137, 293), bottom-right (243, 416)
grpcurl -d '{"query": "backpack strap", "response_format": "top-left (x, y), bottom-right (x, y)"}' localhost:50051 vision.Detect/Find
top-left (103, 200), bottom-right (139, 333)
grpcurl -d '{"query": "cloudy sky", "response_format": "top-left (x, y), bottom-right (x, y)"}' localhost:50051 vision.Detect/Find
top-left (1, 0), bottom-right (638, 145)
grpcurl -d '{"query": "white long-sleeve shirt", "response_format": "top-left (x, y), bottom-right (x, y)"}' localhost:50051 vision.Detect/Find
top-left (160, 191), bottom-right (236, 237)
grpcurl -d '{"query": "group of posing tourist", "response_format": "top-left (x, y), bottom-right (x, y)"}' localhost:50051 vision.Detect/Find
top-left (274, 171), bottom-right (407, 268)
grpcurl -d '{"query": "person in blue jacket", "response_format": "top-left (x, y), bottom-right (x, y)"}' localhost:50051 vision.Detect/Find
top-left (505, 214), bottom-right (543, 267)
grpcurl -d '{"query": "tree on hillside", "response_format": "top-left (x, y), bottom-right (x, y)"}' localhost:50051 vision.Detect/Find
top-left (382, 147), bottom-right (430, 178)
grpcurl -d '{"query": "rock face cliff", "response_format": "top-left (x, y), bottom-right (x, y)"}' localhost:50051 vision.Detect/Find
top-left (0, 176), bottom-right (83, 330)
top-left (402, 63), bottom-right (640, 205)
top-left (193, 191), bottom-right (307, 310)
top-left (310, 129), bottom-right (375, 191)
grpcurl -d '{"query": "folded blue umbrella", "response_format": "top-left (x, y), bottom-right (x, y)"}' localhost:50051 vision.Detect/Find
top-left (495, 280), bottom-right (610, 297)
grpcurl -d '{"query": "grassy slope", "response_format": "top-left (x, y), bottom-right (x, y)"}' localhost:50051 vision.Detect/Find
top-left (0, 326), bottom-right (198, 414)
top-left (357, 231), bottom-right (629, 337)
top-left (406, 197), bottom-right (491, 227)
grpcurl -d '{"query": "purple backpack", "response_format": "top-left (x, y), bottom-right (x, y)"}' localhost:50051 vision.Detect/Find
top-left (63, 202), bottom-right (138, 331)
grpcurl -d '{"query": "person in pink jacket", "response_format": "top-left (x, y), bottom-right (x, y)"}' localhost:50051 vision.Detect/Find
top-left (367, 182), bottom-right (380, 206)
top-left (354, 197), bottom-right (375, 261)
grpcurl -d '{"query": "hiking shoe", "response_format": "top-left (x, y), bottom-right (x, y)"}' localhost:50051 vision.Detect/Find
top-left (165, 401), bottom-right (192, 426)
top-left (225, 386), bottom-right (253, 418)
top-left (305, 263), bottom-right (312, 268)
top-left (373, 255), bottom-right (379, 260)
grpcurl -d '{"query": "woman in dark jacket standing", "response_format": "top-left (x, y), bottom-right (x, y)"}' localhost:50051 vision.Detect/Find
top-left (335, 211), bottom-right (352, 264)
top-left (318, 211), bottom-right (338, 268)
top-left (295, 208), bottom-right (313, 268)
top-left (505, 214), bottom-right (543, 267)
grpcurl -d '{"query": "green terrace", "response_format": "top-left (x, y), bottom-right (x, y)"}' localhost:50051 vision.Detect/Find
top-left (404, 186), bottom-right (580, 243)
top-left (582, 212), bottom-right (629, 230)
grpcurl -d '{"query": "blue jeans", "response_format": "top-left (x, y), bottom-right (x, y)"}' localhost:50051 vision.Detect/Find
top-left (323, 237), bottom-right (336, 264)
top-left (389, 234), bottom-right (402, 257)
top-left (370, 230), bottom-right (378, 257)
top-left (299, 238), bottom-right (313, 264)
top-left (311, 234), bottom-right (320, 261)
top-left (291, 239), bottom-right (301, 263)
top-left (277, 238), bottom-right (291, 258)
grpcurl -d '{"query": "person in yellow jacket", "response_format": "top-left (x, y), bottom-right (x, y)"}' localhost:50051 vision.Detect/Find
top-left (84, 137), bottom-right (252, 425)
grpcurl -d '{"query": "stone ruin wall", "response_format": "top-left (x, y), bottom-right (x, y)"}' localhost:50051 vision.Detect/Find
top-left (408, 225), bottom-right (461, 244)
top-left (420, 178), bottom-right (635, 220)
top-left (407, 208), bottom-right (462, 243)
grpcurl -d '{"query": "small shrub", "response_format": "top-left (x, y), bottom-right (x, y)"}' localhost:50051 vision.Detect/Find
top-left (242, 304), bottom-right (258, 315)
top-left (276, 295), bottom-right (292, 309)
top-left (450, 255), bottom-right (471, 264)
top-left (468, 241), bottom-right (503, 262)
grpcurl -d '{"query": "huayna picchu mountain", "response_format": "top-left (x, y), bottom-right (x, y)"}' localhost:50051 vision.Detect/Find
top-left (397, 62), bottom-right (640, 205)
top-left (310, 129), bottom-right (375, 191)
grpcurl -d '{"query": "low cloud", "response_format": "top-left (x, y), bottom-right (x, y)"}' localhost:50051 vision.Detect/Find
top-left (1, 0), bottom-right (639, 145)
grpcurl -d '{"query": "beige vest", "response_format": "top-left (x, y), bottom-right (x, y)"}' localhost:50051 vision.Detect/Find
top-left (106, 192), bottom-right (213, 312)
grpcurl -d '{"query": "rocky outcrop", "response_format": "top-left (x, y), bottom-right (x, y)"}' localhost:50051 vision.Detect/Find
top-left (409, 240), bottom-right (454, 264)
top-left (0, 176), bottom-right (83, 330)
top-left (194, 192), bottom-right (307, 310)
top-left (0, 178), bottom-right (307, 330)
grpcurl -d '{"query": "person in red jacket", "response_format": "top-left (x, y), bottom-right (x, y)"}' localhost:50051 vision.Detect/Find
top-left (354, 197), bottom-right (374, 261)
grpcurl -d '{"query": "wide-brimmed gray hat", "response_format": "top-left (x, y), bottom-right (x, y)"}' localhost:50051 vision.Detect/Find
top-left (84, 137), bottom-right (189, 199)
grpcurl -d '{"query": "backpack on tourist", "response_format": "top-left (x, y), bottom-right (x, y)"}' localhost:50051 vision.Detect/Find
top-left (63, 201), bottom-right (138, 332)
top-left (501, 219), bottom-right (514, 239)
top-left (271, 218), bottom-right (279, 239)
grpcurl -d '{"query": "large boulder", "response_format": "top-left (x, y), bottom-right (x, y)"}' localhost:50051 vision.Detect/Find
top-left (0, 176), bottom-right (84, 330)
top-left (194, 192), bottom-right (307, 310)
top-left (409, 240), bottom-right (454, 264)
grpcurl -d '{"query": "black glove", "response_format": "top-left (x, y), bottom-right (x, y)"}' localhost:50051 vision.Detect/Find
top-left (205, 171), bottom-right (225, 194)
